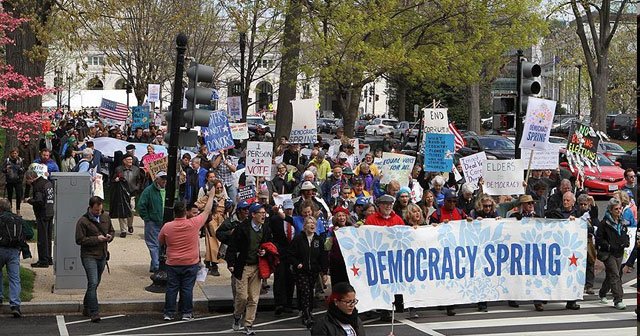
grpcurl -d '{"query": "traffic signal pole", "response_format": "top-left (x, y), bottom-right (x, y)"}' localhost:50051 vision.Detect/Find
top-left (514, 50), bottom-right (523, 160)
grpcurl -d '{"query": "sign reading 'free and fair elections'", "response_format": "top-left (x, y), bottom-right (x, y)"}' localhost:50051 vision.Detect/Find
top-left (334, 218), bottom-right (587, 311)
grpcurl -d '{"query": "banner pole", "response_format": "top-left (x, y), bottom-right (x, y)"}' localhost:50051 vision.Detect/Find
top-left (524, 149), bottom-right (535, 187)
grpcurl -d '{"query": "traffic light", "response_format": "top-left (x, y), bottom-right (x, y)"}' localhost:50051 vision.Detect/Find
top-left (184, 61), bottom-right (216, 129)
top-left (125, 83), bottom-right (132, 94)
top-left (519, 60), bottom-right (541, 110)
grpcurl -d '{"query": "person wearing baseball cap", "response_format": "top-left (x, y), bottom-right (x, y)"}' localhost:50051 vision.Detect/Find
top-left (226, 202), bottom-right (274, 334)
top-left (124, 144), bottom-right (140, 167)
top-left (364, 194), bottom-right (403, 227)
top-left (136, 169), bottom-right (168, 272)
top-left (269, 198), bottom-right (297, 315)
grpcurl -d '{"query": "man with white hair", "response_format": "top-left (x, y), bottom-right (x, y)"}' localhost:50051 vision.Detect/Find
top-left (292, 170), bottom-right (320, 197)
top-left (73, 148), bottom-right (94, 173)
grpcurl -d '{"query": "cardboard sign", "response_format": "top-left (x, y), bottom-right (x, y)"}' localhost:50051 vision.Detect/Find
top-left (289, 98), bottom-right (318, 144)
top-left (147, 84), bottom-right (161, 103)
top-left (30, 163), bottom-right (48, 178)
top-left (142, 153), bottom-right (165, 168)
top-left (131, 106), bottom-right (150, 130)
top-left (245, 141), bottom-right (273, 177)
top-left (238, 185), bottom-right (256, 202)
top-left (482, 159), bottom-right (524, 195)
top-left (521, 144), bottom-right (560, 170)
top-left (567, 123), bottom-right (599, 162)
top-left (459, 152), bottom-right (487, 189)
top-left (203, 111), bottom-right (234, 152)
top-left (227, 96), bottom-right (242, 121)
top-left (229, 122), bottom-right (249, 140)
top-left (147, 156), bottom-right (168, 179)
top-left (520, 97), bottom-right (556, 150)
top-left (379, 153), bottom-right (416, 187)
top-left (422, 108), bottom-right (449, 134)
top-left (423, 133), bottom-right (455, 172)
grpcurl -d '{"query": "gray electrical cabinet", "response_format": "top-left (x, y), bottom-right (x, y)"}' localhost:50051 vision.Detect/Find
top-left (51, 172), bottom-right (92, 290)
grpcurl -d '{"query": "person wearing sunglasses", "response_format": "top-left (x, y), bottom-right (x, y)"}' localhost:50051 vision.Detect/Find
top-left (596, 198), bottom-right (630, 310)
top-left (311, 282), bottom-right (365, 336)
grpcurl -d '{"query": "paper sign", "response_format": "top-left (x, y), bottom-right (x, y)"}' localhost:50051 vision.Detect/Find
top-left (452, 164), bottom-right (463, 182)
top-left (147, 84), bottom-right (161, 103)
top-left (29, 163), bottom-right (48, 178)
top-left (147, 156), bottom-right (168, 179)
top-left (422, 108), bottom-right (449, 134)
top-left (521, 144), bottom-right (560, 170)
top-left (203, 111), bottom-right (234, 152)
top-left (273, 194), bottom-right (292, 207)
top-left (379, 153), bottom-right (416, 187)
top-left (245, 141), bottom-right (273, 177)
top-left (131, 106), bottom-right (150, 130)
top-left (520, 97), bottom-right (556, 150)
top-left (238, 186), bottom-right (256, 202)
top-left (482, 159), bottom-right (524, 195)
top-left (92, 174), bottom-right (104, 199)
top-left (227, 96), bottom-right (242, 121)
top-left (567, 123), bottom-right (599, 162)
top-left (289, 98), bottom-right (318, 144)
top-left (142, 153), bottom-right (165, 168)
top-left (459, 152), bottom-right (487, 189)
top-left (423, 133), bottom-right (455, 172)
top-left (229, 123), bottom-right (249, 140)
top-left (410, 183), bottom-right (423, 203)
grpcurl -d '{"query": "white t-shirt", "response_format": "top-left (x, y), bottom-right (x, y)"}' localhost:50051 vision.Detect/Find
top-left (339, 322), bottom-right (356, 336)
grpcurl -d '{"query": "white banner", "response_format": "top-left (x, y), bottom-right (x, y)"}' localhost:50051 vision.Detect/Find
top-left (483, 159), bottom-right (525, 195)
top-left (520, 97), bottom-right (556, 150)
top-left (422, 108), bottom-right (449, 134)
top-left (335, 218), bottom-right (587, 311)
top-left (229, 123), bottom-right (249, 140)
top-left (379, 153), bottom-right (416, 187)
top-left (459, 151), bottom-right (487, 189)
top-left (289, 98), bottom-right (318, 144)
top-left (245, 141), bottom-right (273, 178)
top-left (521, 144), bottom-right (561, 170)
top-left (273, 194), bottom-right (292, 207)
top-left (227, 96), bottom-right (242, 121)
top-left (147, 84), bottom-right (161, 103)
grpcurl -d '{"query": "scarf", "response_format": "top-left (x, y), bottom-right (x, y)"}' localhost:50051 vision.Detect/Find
top-left (328, 302), bottom-right (360, 334)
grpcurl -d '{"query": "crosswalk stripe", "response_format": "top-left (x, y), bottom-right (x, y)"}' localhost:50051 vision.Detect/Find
top-left (475, 327), bottom-right (638, 336)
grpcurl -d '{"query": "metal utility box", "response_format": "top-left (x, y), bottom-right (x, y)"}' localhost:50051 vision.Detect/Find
top-left (51, 172), bottom-right (92, 290)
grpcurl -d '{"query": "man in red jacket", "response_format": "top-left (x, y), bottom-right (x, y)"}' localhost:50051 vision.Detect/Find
top-left (365, 194), bottom-right (404, 226)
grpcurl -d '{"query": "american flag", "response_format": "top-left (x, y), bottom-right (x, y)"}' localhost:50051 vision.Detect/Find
top-left (100, 98), bottom-right (129, 121)
top-left (449, 122), bottom-right (465, 151)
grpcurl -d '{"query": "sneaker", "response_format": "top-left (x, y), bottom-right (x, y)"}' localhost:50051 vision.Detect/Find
top-left (584, 287), bottom-right (595, 295)
top-left (128, 226), bottom-right (134, 233)
top-left (565, 302), bottom-right (580, 310)
top-left (534, 303), bottom-right (544, 312)
top-left (10, 306), bottom-right (21, 318)
top-left (446, 308), bottom-right (456, 316)
top-left (119, 232), bottom-right (127, 238)
top-left (163, 314), bottom-right (172, 321)
top-left (599, 296), bottom-right (609, 304)
top-left (181, 314), bottom-right (194, 321)
top-left (209, 268), bottom-right (220, 276)
top-left (614, 302), bottom-right (626, 310)
top-left (232, 316), bottom-right (242, 331)
top-left (477, 303), bottom-right (488, 312)
top-left (508, 301), bottom-right (519, 308)
top-left (30, 262), bottom-right (49, 268)
top-left (244, 326), bottom-right (256, 335)
top-left (90, 314), bottom-right (101, 323)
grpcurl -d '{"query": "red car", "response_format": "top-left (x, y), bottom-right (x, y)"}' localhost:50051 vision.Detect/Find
top-left (560, 153), bottom-right (626, 196)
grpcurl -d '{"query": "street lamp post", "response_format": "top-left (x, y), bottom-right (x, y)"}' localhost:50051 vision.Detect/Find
top-left (557, 76), bottom-right (562, 112)
top-left (67, 74), bottom-right (73, 112)
top-left (55, 67), bottom-right (62, 110)
top-left (239, 32), bottom-right (246, 121)
top-left (575, 60), bottom-right (582, 117)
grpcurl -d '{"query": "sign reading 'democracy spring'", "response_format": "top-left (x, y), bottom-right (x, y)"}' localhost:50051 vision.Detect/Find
top-left (459, 151), bottom-right (487, 189)
top-left (379, 152), bottom-right (416, 187)
top-left (289, 98), bottom-right (318, 144)
top-left (335, 218), bottom-right (587, 311)
top-left (482, 159), bottom-right (525, 195)
top-left (520, 97), bottom-right (556, 150)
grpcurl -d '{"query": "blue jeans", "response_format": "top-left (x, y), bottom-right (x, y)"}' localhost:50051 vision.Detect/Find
top-left (81, 256), bottom-right (107, 315)
top-left (144, 220), bottom-right (161, 271)
top-left (0, 247), bottom-right (21, 308)
top-left (226, 184), bottom-right (237, 204)
top-left (164, 264), bottom-right (199, 316)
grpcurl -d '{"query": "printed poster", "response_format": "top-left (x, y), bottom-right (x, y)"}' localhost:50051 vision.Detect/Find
top-left (482, 159), bottom-right (525, 195)
top-left (520, 97), bottom-right (556, 150)
top-left (423, 133), bottom-right (455, 172)
top-left (203, 111), bottom-right (234, 152)
top-left (289, 98), bottom-right (318, 144)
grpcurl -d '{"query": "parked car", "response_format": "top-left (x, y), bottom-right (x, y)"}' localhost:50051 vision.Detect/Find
top-left (560, 153), bottom-right (625, 196)
top-left (548, 136), bottom-right (568, 149)
top-left (481, 117), bottom-right (493, 130)
top-left (392, 121), bottom-right (419, 141)
top-left (616, 147), bottom-right (638, 171)
top-left (403, 122), bottom-right (420, 142)
top-left (597, 141), bottom-right (627, 162)
top-left (330, 119), bottom-right (343, 134)
top-left (365, 118), bottom-right (398, 136)
top-left (606, 113), bottom-right (637, 140)
top-left (317, 118), bottom-right (337, 134)
top-left (551, 117), bottom-right (577, 134)
top-left (247, 116), bottom-right (271, 135)
top-left (354, 120), bottom-right (369, 137)
top-left (458, 135), bottom-right (516, 159)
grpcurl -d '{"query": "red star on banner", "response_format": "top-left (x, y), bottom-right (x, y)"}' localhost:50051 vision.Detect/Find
top-left (569, 253), bottom-right (578, 266)
top-left (350, 264), bottom-right (360, 276)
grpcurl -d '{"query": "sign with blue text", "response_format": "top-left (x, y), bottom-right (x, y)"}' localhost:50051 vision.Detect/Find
top-left (203, 111), bottom-right (234, 152)
top-left (482, 159), bottom-right (524, 195)
top-left (379, 153), bottom-right (416, 187)
top-left (245, 141), bottom-right (273, 178)
top-left (131, 106), bottom-right (150, 130)
top-left (335, 218), bottom-right (587, 311)
top-left (520, 97), bottom-right (556, 150)
top-left (424, 133), bottom-right (455, 172)
top-left (289, 98), bottom-right (318, 144)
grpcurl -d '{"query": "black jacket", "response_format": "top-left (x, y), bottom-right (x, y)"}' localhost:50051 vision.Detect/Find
top-left (269, 214), bottom-right (295, 253)
top-left (311, 310), bottom-right (366, 336)
top-left (28, 177), bottom-right (54, 218)
top-left (286, 232), bottom-right (328, 275)
top-left (225, 220), bottom-right (273, 279)
top-left (545, 207), bottom-right (578, 219)
top-left (272, 175), bottom-right (294, 194)
top-left (75, 211), bottom-right (115, 259)
top-left (216, 214), bottom-right (245, 245)
top-left (596, 213), bottom-right (630, 258)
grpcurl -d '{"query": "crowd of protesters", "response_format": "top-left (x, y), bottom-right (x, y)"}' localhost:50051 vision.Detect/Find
top-left (0, 111), bottom-right (637, 335)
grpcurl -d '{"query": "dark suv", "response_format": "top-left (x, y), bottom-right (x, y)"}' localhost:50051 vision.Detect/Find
top-left (606, 113), bottom-right (636, 140)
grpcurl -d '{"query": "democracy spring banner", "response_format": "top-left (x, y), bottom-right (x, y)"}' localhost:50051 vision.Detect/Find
top-left (335, 218), bottom-right (586, 311)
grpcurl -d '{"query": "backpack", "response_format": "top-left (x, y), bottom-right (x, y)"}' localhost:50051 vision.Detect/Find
top-left (0, 212), bottom-right (24, 248)
top-left (71, 159), bottom-right (95, 173)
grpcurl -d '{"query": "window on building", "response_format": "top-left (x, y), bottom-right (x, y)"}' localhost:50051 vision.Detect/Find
top-left (88, 56), bottom-right (105, 66)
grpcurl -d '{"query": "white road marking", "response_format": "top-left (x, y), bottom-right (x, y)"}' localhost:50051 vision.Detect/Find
top-left (476, 327), bottom-right (638, 336)
top-left (622, 277), bottom-right (637, 287)
top-left (57, 315), bottom-right (69, 336)
top-left (89, 313), bottom-right (233, 335)
top-left (66, 314), bottom-right (126, 325)
top-left (399, 318), bottom-right (446, 336)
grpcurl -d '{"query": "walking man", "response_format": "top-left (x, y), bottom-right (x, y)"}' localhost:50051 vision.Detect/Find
top-left (25, 170), bottom-right (55, 268)
top-left (75, 196), bottom-right (114, 322)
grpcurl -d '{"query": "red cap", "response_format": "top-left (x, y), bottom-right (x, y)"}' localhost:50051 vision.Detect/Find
top-left (332, 206), bottom-right (350, 215)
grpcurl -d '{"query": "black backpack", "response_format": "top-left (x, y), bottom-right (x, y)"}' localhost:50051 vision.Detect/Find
top-left (71, 159), bottom-right (95, 172)
top-left (0, 212), bottom-right (24, 248)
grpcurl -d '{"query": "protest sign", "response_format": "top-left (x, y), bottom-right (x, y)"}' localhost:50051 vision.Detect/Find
top-left (567, 123), bottom-right (599, 162)
top-left (423, 133), bottom-right (455, 172)
top-left (335, 218), bottom-right (587, 311)
top-left (422, 108), bottom-right (449, 134)
top-left (245, 141), bottom-right (273, 177)
top-left (227, 96), bottom-right (242, 121)
top-left (131, 106), bottom-right (150, 130)
top-left (273, 194), bottom-right (292, 207)
top-left (147, 84), bottom-right (161, 103)
top-left (379, 153), bottom-right (416, 187)
top-left (147, 156), bottom-right (168, 179)
top-left (459, 152), bottom-right (487, 188)
top-left (521, 144), bottom-right (560, 170)
top-left (482, 159), bottom-right (524, 195)
top-left (520, 97), bottom-right (556, 150)
top-left (92, 174), bottom-right (104, 199)
top-left (289, 98), bottom-right (318, 144)
top-left (142, 153), bottom-right (165, 169)
top-left (410, 183), bottom-right (423, 203)
top-left (452, 164), bottom-right (463, 182)
top-left (238, 186), bottom-right (256, 202)
top-left (229, 123), bottom-right (249, 140)
top-left (203, 111), bottom-right (234, 152)
top-left (29, 163), bottom-right (48, 178)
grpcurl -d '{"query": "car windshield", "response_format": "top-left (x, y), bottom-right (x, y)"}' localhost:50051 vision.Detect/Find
top-left (382, 120), bottom-right (398, 127)
top-left (596, 153), bottom-right (615, 166)
top-left (603, 142), bottom-right (624, 151)
top-left (478, 138), bottom-right (515, 150)
top-left (247, 118), bottom-right (266, 125)
top-left (548, 137), bottom-right (567, 144)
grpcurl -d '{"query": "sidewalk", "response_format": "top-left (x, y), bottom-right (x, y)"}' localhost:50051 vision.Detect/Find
top-left (4, 202), bottom-right (245, 316)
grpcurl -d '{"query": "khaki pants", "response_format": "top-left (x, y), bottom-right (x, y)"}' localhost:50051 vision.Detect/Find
top-left (118, 216), bottom-right (134, 233)
top-left (233, 265), bottom-right (261, 327)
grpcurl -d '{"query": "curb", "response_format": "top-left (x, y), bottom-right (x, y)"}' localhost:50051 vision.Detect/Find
top-left (3, 299), bottom-right (209, 316)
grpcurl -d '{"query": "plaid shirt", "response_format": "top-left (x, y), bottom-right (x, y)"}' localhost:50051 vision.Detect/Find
top-left (215, 158), bottom-right (234, 186)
